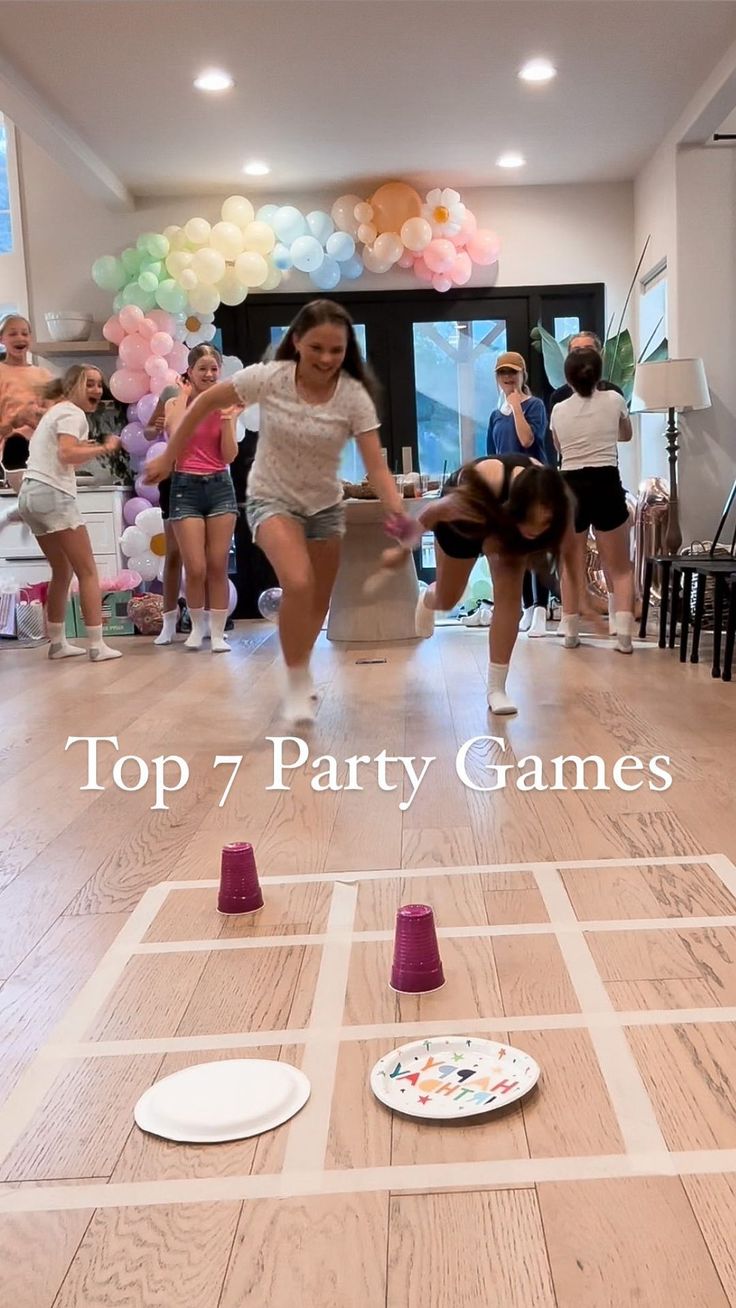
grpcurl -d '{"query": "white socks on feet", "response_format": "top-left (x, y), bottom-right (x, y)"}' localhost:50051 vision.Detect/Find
top-left (185, 607), bottom-right (206, 649)
top-left (209, 609), bottom-right (230, 653)
top-left (415, 588), bottom-right (436, 639)
top-left (527, 605), bottom-right (547, 638)
top-left (47, 621), bottom-right (85, 660)
top-left (615, 611), bottom-right (634, 654)
top-left (519, 606), bottom-right (533, 633)
top-left (154, 609), bottom-right (179, 645)
top-left (487, 663), bottom-right (517, 716)
top-left (561, 612), bottom-right (580, 649)
top-left (283, 664), bottom-right (315, 725)
top-left (87, 625), bottom-right (122, 661)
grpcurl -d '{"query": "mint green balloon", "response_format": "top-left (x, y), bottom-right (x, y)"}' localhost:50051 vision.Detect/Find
top-left (139, 259), bottom-right (163, 278)
top-left (112, 292), bottom-right (125, 314)
top-left (122, 281), bottom-right (156, 311)
top-left (138, 270), bottom-right (159, 293)
top-left (91, 255), bottom-right (126, 292)
top-left (121, 246), bottom-right (142, 275)
top-left (145, 233), bottom-right (169, 260)
top-left (155, 279), bottom-right (188, 314)
top-left (136, 231), bottom-right (156, 252)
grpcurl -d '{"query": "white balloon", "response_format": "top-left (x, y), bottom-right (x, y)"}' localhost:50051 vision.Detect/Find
top-left (136, 507), bottom-right (163, 535)
top-left (120, 526), bottom-right (147, 557)
top-left (221, 195), bottom-right (255, 228)
top-left (128, 551), bottom-right (159, 582)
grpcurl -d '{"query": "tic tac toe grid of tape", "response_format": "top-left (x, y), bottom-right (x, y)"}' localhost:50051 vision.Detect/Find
top-left (2, 853), bottom-right (736, 1215)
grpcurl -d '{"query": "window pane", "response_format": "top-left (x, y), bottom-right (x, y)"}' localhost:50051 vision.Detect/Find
top-left (638, 276), bottom-right (668, 478)
top-left (413, 318), bottom-right (508, 475)
top-left (554, 315), bottom-right (579, 343)
top-left (0, 117), bottom-right (12, 254)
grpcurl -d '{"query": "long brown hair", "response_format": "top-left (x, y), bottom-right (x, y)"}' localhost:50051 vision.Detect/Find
top-left (274, 299), bottom-right (380, 406)
top-left (42, 364), bottom-right (102, 408)
top-left (434, 461), bottom-right (573, 559)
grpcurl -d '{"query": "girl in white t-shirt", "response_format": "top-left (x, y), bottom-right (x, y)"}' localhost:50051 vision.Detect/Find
top-left (551, 347), bottom-right (635, 654)
top-left (145, 299), bottom-right (409, 723)
top-left (18, 365), bottom-right (122, 662)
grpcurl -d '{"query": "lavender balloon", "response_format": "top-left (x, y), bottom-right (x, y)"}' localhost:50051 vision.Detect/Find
top-left (120, 421), bottom-right (149, 458)
top-left (123, 496), bottom-right (151, 526)
top-left (134, 474), bottom-right (159, 506)
top-left (136, 393), bottom-right (158, 427)
top-left (145, 440), bottom-right (168, 463)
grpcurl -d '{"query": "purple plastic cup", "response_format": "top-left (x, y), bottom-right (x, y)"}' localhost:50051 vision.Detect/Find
top-left (390, 903), bottom-right (445, 994)
top-left (217, 842), bottom-right (264, 915)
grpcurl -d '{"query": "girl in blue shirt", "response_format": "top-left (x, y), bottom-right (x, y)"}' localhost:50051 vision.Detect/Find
top-left (487, 351), bottom-right (549, 636)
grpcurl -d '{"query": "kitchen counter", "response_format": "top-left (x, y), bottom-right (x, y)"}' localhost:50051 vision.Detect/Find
top-left (0, 486), bottom-right (129, 584)
top-left (0, 484), bottom-right (127, 496)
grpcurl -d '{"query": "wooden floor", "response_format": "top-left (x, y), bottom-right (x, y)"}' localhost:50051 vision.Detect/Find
top-left (1, 619), bottom-right (736, 1306)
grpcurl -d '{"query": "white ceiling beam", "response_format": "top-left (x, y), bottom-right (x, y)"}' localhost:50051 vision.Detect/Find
top-left (0, 44), bottom-right (133, 211)
top-left (677, 38), bottom-right (736, 144)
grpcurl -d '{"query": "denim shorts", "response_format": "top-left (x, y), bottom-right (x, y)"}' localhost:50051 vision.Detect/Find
top-left (169, 470), bottom-right (237, 521)
top-left (18, 478), bottom-right (83, 535)
top-left (246, 496), bottom-right (346, 541)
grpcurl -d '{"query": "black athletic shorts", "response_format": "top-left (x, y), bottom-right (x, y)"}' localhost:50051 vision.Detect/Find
top-left (563, 465), bottom-right (629, 534)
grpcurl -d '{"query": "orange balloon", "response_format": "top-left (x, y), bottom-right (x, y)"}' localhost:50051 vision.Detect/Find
top-left (369, 182), bottom-right (422, 235)
top-left (150, 532), bottom-right (167, 557)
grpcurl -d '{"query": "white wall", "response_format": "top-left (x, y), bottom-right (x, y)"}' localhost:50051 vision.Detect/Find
top-left (17, 131), bottom-right (634, 337)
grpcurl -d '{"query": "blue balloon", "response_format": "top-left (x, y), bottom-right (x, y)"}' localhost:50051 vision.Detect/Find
top-left (272, 243), bottom-right (293, 271)
top-left (272, 205), bottom-right (307, 244)
top-left (326, 231), bottom-right (355, 262)
top-left (310, 256), bottom-right (341, 291)
top-left (290, 235), bottom-right (325, 273)
top-left (340, 255), bottom-right (364, 281)
top-left (306, 209), bottom-right (334, 245)
top-left (256, 204), bottom-right (279, 225)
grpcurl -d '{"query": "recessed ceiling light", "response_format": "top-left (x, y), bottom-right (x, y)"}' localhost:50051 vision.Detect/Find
top-left (243, 161), bottom-right (270, 176)
top-left (519, 58), bottom-right (556, 83)
top-left (497, 152), bottom-right (526, 169)
top-left (194, 68), bottom-right (233, 93)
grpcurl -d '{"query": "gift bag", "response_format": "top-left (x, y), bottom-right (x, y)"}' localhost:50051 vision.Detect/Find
top-left (15, 598), bottom-right (46, 641)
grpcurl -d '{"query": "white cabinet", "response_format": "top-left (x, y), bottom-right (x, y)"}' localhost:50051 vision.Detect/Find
top-left (0, 488), bottom-right (129, 585)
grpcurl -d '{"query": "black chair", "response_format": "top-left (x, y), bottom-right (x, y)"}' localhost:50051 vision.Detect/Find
top-left (723, 573), bottom-right (736, 682)
top-left (674, 559), bottom-right (735, 674)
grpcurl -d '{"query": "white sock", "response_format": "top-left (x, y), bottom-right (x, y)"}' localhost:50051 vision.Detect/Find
top-left (86, 625), bottom-right (122, 661)
top-left (154, 609), bottom-right (179, 645)
top-left (185, 607), bottom-right (206, 649)
top-left (487, 662), bottom-right (517, 715)
top-left (202, 610), bottom-right (211, 639)
top-left (283, 663), bottom-right (315, 725)
top-left (415, 587), bottom-right (436, 639)
top-left (608, 594), bottom-right (617, 636)
top-left (47, 620), bottom-right (85, 660)
top-left (615, 610), bottom-right (634, 654)
top-left (0, 505), bottom-right (21, 529)
top-left (519, 606), bottom-right (533, 632)
top-left (209, 608), bottom-right (230, 652)
top-left (528, 605), bottom-right (547, 638)
top-left (561, 612), bottom-right (580, 649)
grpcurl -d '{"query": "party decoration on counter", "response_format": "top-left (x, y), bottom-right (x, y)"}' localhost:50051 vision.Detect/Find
top-left (370, 1036), bottom-right (540, 1120)
top-left (91, 184), bottom-right (501, 334)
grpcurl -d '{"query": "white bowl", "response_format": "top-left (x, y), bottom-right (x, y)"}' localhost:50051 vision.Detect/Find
top-left (44, 312), bottom-right (93, 342)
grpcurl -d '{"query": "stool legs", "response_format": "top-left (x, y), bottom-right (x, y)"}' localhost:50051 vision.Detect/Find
top-left (639, 559), bottom-right (653, 639)
top-left (679, 569), bottom-right (693, 663)
top-left (723, 582), bottom-right (735, 683)
top-left (669, 568), bottom-right (681, 649)
top-left (658, 561), bottom-right (671, 648)
top-left (712, 573), bottom-right (725, 678)
top-left (691, 572), bottom-right (706, 664)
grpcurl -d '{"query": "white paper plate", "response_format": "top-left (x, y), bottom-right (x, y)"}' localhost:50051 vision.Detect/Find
top-left (370, 1036), bottom-right (540, 1120)
top-left (134, 1059), bottom-right (310, 1143)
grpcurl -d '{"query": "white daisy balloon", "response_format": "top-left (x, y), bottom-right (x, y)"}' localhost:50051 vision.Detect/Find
top-left (183, 311), bottom-right (217, 347)
top-left (422, 187), bottom-right (466, 238)
top-left (120, 506), bottom-right (167, 582)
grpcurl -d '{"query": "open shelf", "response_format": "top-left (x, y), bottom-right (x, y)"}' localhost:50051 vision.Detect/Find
top-left (34, 340), bottom-right (116, 357)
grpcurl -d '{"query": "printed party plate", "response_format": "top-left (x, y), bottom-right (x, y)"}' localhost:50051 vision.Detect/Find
top-left (134, 1059), bottom-right (310, 1143)
top-left (370, 1036), bottom-right (540, 1120)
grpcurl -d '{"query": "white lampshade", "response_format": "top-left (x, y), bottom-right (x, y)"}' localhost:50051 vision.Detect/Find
top-left (631, 358), bottom-right (710, 414)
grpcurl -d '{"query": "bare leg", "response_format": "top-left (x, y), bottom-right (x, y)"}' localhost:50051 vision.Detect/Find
top-left (306, 537), bottom-right (342, 646)
top-left (485, 552), bottom-right (525, 715)
top-left (559, 528), bottom-right (588, 648)
top-left (416, 544), bottom-right (475, 638)
top-left (35, 531), bottom-right (85, 659)
top-left (40, 526), bottom-right (120, 660)
top-left (204, 513), bottom-right (236, 651)
top-left (155, 521), bottom-right (183, 644)
top-left (173, 517), bottom-right (207, 647)
top-left (256, 515), bottom-right (326, 723)
top-left (595, 521), bottom-right (635, 653)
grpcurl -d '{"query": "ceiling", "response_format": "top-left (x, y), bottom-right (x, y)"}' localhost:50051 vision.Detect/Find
top-left (1, 0), bottom-right (736, 200)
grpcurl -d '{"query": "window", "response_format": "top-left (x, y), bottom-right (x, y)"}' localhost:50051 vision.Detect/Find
top-left (0, 116), bottom-right (13, 255)
top-left (554, 315), bottom-right (579, 343)
top-left (638, 264), bottom-right (668, 479)
top-left (412, 318), bottom-right (508, 473)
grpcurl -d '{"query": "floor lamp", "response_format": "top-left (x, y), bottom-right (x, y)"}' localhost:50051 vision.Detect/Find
top-left (632, 359), bottom-right (711, 556)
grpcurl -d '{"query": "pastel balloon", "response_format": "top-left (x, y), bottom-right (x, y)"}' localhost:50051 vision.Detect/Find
top-left (179, 269), bottom-right (198, 291)
top-left (423, 238), bottom-right (456, 273)
top-left (221, 195), bottom-right (255, 228)
top-left (242, 221), bottom-right (276, 255)
top-left (209, 221), bottom-right (244, 260)
top-left (374, 232), bottom-right (403, 265)
top-left (136, 393), bottom-right (159, 425)
top-left (138, 318), bottom-right (157, 340)
top-left (339, 255), bottom-right (364, 280)
top-left (309, 255), bottom-right (340, 290)
top-left (145, 233), bottom-right (170, 260)
top-left (397, 250), bottom-right (416, 269)
top-left (369, 182), bottom-right (422, 234)
top-left (450, 251), bottom-right (473, 285)
top-left (450, 208), bottom-right (478, 248)
top-left (273, 206), bottom-right (307, 244)
top-left (146, 310), bottom-right (175, 336)
top-left (128, 550), bottom-right (159, 581)
top-left (191, 248), bottom-right (226, 285)
top-left (121, 247), bottom-right (142, 276)
top-left (412, 256), bottom-right (434, 284)
top-left (255, 204), bottom-right (279, 224)
top-left (137, 271), bottom-right (159, 294)
top-left (234, 251), bottom-right (269, 287)
top-left (145, 356), bottom-right (169, 379)
top-left (155, 280), bottom-right (189, 314)
top-left (401, 216), bottom-right (433, 252)
top-left (306, 210), bottom-right (334, 244)
top-left (465, 228), bottom-right (500, 266)
top-left (353, 202), bottom-right (374, 225)
top-left (272, 242), bottom-right (293, 271)
top-left (145, 440), bottom-right (168, 462)
top-left (119, 334), bottom-right (150, 369)
top-left (120, 421), bottom-right (149, 457)
top-left (357, 223), bottom-right (377, 245)
top-left (118, 304), bottom-right (145, 334)
top-left (163, 226), bottom-right (188, 252)
top-left (290, 235), bottom-right (324, 273)
top-left (330, 194), bottom-right (363, 236)
top-left (218, 269), bottom-right (249, 306)
top-left (184, 217), bottom-right (211, 247)
top-left (121, 282), bottom-right (156, 312)
top-left (168, 341), bottom-right (189, 373)
top-left (362, 247), bottom-right (392, 274)
top-left (326, 231), bottom-right (355, 262)
top-left (102, 316), bottom-right (125, 345)
top-left (123, 496), bottom-right (150, 526)
top-left (188, 283), bottom-right (221, 314)
top-left (92, 255), bottom-right (126, 292)
top-left (227, 579), bottom-right (238, 615)
top-left (165, 251), bottom-right (193, 279)
top-left (110, 368), bottom-right (149, 403)
top-left (432, 274), bottom-right (452, 293)
top-left (259, 265), bottom-right (282, 291)
top-left (121, 525), bottom-right (148, 557)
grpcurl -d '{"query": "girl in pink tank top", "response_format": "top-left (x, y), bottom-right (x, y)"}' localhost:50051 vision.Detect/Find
top-left (165, 346), bottom-right (240, 652)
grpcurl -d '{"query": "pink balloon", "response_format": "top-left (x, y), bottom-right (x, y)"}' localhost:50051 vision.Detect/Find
top-left (466, 228), bottom-right (500, 266)
top-left (423, 238), bottom-right (456, 274)
top-left (164, 368), bottom-right (180, 387)
top-left (102, 315), bottom-right (125, 345)
top-left (148, 374), bottom-right (167, 396)
top-left (432, 274), bottom-right (452, 293)
top-left (145, 355), bottom-right (169, 379)
top-left (118, 305), bottom-right (145, 334)
top-left (168, 342), bottom-right (189, 374)
top-left (123, 496), bottom-right (151, 525)
top-left (136, 392), bottom-right (158, 426)
top-left (134, 474), bottom-right (160, 505)
top-left (450, 209), bottom-right (478, 249)
top-left (147, 309), bottom-right (176, 336)
top-left (119, 333), bottom-right (150, 369)
top-left (397, 250), bottom-right (416, 270)
top-left (110, 368), bottom-right (149, 403)
top-left (413, 256), bottom-right (434, 284)
top-left (150, 331), bottom-right (174, 357)
top-left (450, 251), bottom-right (473, 286)
top-left (138, 318), bottom-right (156, 340)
